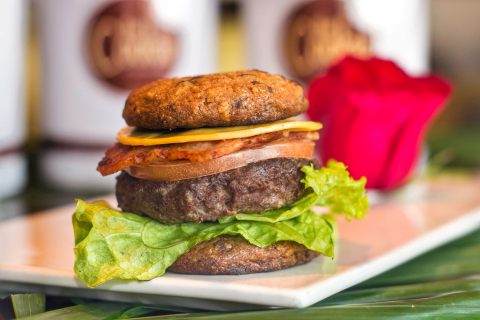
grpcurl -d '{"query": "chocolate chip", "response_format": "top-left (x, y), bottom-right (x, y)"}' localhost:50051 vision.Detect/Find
top-left (176, 80), bottom-right (194, 87)
top-left (251, 81), bottom-right (272, 93)
top-left (235, 97), bottom-right (247, 108)
top-left (190, 76), bottom-right (203, 81)
top-left (214, 240), bottom-right (233, 253)
top-left (239, 73), bottom-right (257, 77)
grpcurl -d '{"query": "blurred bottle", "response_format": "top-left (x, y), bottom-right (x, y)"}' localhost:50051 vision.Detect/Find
top-left (34, 0), bottom-right (218, 191)
top-left (0, 0), bottom-right (28, 199)
top-left (242, 0), bottom-right (429, 83)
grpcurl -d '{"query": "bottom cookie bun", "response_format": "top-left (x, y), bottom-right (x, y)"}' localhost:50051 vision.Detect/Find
top-left (168, 235), bottom-right (320, 275)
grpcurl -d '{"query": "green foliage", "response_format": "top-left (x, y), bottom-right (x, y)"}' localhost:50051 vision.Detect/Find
top-left (11, 293), bottom-right (45, 319)
top-left (21, 302), bottom-right (144, 320)
top-left (0, 293), bottom-right (45, 319)
top-left (120, 292), bottom-right (480, 319)
top-left (361, 230), bottom-right (480, 287)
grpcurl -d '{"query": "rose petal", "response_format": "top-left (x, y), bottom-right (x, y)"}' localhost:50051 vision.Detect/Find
top-left (307, 57), bottom-right (452, 190)
top-left (379, 76), bottom-right (452, 189)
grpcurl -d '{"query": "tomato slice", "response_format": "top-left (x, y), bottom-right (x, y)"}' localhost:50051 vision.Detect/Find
top-left (126, 140), bottom-right (315, 181)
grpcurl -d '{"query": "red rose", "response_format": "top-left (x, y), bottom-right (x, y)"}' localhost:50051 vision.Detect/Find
top-left (307, 57), bottom-right (452, 190)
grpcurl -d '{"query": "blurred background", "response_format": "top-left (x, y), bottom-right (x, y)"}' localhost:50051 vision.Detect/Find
top-left (0, 0), bottom-right (479, 218)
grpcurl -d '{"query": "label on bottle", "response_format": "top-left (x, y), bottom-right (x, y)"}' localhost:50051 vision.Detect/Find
top-left (283, 0), bottom-right (370, 82)
top-left (87, 0), bottom-right (178, 90)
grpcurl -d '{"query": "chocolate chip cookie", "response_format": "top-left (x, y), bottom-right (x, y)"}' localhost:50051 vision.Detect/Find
top-left (168, 235), bottom-right (320, 275)
top-left (123, 70), bottom-right (308, 130)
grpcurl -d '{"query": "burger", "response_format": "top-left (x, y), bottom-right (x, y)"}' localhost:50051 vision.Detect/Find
top-left (72, 70), bottom-right (368, 287)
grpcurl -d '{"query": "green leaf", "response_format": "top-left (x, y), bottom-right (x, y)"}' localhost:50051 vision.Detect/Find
top-left (302, 160), bottom-right (368, 220)
top-left (20, 302), bottom-right (135, 320)
top-left (218, 193), bottom-right (319, 224)
top-left (11, 293), bottom-right (45, 318)
top-left (361, 229), bottom-right (480, 287)
top-left (219, 161), bottom-right (368, 224)
top-left (73, 201), bottom-right (334, 287)
top-left (19, 301), bottom-right (187, 320)
top-left (126, 292), bottom-right (480, 320)
top-left (317, 279), bottom-right (480, 306)
top-left (70, 299), bottom-right (200, 314)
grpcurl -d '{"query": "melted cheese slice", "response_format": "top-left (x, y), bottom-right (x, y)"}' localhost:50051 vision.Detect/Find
top-left (117, 120), bottom-right (322, 146)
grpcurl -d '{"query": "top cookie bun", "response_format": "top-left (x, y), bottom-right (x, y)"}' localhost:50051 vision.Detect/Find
top-left (123, 70), bottom-right (308, 130)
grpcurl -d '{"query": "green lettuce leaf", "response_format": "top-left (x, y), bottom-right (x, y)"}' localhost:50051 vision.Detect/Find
top-left (303, 160), bottom-right (369, 220)
top-left (73, 200), bottom-right (334, 287)
top-left (219, 160), bottom-right (368, 224)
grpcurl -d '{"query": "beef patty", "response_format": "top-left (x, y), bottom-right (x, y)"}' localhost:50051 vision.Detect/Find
top-left (168, 235), bottom-right (320, 275)
top-left (116, 157), bottom-right (317, 224)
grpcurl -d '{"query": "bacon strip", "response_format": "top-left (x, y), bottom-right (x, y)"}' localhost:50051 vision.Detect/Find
top-left (97, 130), bottom-right (319, 176)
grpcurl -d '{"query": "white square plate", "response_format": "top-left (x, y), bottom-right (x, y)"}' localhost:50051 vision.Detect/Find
top-left (1, 177), bottom-right (480, 310)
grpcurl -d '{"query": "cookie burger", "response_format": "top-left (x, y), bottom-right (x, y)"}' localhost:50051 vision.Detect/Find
top-left (72, 70), bottom-right (368, 287)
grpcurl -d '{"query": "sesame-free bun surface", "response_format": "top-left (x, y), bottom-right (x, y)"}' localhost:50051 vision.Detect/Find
top-left (123, 70), bottom-right (308, 130)
top-left (168, 235), bottom-right (320, 275)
